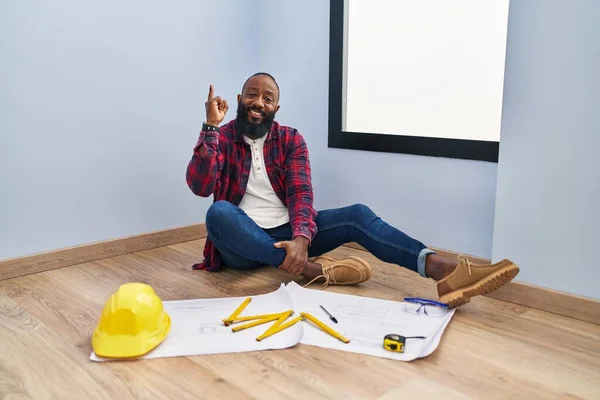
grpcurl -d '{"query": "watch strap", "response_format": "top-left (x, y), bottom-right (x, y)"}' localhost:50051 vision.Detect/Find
top-left (202, 123), bottom-right (220, 132)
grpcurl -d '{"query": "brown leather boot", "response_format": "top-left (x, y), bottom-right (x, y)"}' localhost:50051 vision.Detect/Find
top-left (437, 256), bottom-right (520, 308)
top-left (305, 255), bottom-right (372, 287)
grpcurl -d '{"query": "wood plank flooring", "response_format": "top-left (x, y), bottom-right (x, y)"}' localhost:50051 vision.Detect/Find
top-left (1, 239), bottom-right (599, 400)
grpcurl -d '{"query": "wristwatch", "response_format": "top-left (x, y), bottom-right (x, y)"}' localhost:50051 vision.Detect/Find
top-left (202, 123), bottom-right (220, 132)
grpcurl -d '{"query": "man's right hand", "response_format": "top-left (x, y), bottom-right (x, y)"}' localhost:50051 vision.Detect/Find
top-left (205, 85), bottom-right (229, 127)
top-left (274, 237), bottom-right (310, 276)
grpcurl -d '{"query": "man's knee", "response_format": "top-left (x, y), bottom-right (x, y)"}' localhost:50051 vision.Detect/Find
top-left (344, 203), bottom-right (379, 227)
top-left (348, 203), bottom-right (375, 217)
top-left (206, 200), bottom-right (237, 230)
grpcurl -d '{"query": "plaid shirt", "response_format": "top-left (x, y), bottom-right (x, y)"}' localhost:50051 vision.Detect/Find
top-left (186, 119), bottom-right (317, 271)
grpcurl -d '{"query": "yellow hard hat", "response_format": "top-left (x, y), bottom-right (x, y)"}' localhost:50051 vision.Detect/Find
top-left (92, 283), bottom-right (171, 358)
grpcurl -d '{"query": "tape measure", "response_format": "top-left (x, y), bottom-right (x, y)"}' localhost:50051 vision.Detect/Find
top-left (383, 334), bottom-right (426, 353)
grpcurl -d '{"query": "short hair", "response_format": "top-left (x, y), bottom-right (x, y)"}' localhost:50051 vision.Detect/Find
top-left (242, 72), bottom-right (280, 98)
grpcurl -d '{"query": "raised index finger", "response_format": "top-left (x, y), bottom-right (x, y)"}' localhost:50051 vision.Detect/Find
top-left (208, 84), bottom-right (214, 101)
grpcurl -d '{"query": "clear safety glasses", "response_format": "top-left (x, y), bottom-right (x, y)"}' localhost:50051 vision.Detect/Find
top-left (404, 298), bottom-right (449, 317)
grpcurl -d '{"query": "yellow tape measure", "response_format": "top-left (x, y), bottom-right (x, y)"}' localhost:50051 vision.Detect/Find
top-left (383, 334), bottom-right (426, 353)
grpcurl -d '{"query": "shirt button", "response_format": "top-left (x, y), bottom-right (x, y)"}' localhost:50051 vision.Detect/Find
top-left (257, 167), bottom-right (261, 171)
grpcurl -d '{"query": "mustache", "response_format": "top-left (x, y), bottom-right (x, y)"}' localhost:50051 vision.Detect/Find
top-left (236, 102), bottom-right (273, 121)
top-left (247, 106), bottom-right (265, 116)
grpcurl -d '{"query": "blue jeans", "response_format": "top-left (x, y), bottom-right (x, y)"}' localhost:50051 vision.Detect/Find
top-left (205, 201), bottom-right (435, 277)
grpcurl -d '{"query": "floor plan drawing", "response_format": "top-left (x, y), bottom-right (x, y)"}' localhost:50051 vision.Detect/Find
top-left (197, 323), bottom-right (225, 334)
top-left (335, 302), bottom-right (389, 318)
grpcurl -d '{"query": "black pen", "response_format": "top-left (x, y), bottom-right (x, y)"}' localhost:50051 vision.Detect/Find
top-left (320, 305), bottom-right (338, 323)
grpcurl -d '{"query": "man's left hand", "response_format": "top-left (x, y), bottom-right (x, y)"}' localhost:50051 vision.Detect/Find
top-left (273, 236), bottom-right (310, 275)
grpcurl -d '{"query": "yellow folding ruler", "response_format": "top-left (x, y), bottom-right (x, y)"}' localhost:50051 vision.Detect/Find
top-left (222, 297), bottom-right (349, 343)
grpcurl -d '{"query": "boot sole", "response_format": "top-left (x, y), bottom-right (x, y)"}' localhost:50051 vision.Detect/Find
top-left (439, 263), bottom-right (520, 308)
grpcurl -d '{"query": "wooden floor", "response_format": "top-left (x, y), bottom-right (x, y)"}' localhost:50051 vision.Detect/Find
top-left (1, 239), bottom-right (599, 400)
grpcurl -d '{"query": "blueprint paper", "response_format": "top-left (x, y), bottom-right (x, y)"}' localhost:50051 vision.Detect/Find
top-left (90, 282), bottom-right (454, 362)
top-left (90, 284), bottom-right (302, 362)
top-left (284, 282), bottom-right (455, 361)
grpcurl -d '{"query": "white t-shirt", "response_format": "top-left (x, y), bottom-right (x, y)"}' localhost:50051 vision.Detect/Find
top-left (238, 135), bottom-right (290, 228)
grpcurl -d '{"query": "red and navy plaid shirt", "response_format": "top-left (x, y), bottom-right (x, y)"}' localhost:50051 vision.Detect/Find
top-left (186, 119), bottom-right (318, 271)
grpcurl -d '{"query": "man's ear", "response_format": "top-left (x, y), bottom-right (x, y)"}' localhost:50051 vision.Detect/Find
top-left (275, 104), bottom-right (280, 113)
top-left (237, 94), bottom-right (241, 103)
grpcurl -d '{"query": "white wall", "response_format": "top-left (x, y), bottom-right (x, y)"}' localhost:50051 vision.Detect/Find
top-left (8, 1), bottom-right (596, 300)
top-left (0, 0), bottom-right (256, 260)
top-left (257, 0), bottom-right (499, 258)
top-left (492, 1), bottom-right (600, 299)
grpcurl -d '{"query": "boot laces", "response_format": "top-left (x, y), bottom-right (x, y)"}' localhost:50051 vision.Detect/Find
top-left (458, 255), bottom-right (473, 275)
top-left (303, 261), bottom-right (337, 288)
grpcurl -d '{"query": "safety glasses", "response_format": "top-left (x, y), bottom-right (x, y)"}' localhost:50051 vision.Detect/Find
top-left (404, 297), bottom-right (449, 317)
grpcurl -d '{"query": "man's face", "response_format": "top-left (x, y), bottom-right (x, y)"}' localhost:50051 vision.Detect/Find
top-left (236, 75), bottom-right (280, 138)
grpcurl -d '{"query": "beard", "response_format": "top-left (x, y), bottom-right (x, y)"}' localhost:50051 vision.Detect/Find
top-left (235, 101), bottom-right (276, 140)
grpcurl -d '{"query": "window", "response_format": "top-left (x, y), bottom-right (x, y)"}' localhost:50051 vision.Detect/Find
top-left (328, 0), bottom-right (510, 162)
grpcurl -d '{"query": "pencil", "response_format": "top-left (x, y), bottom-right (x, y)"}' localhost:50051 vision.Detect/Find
top-left (320, 305), bottom-right (338, 323)
top-left (301, 312), bottom-right (350, 343)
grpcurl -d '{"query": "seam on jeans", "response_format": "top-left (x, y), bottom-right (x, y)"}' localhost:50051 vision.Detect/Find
top-left (317, 221), bottom-right (421, 257)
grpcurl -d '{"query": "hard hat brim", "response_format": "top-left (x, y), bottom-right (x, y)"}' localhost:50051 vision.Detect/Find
top-left (92, 313), bottom-right (171, 359)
